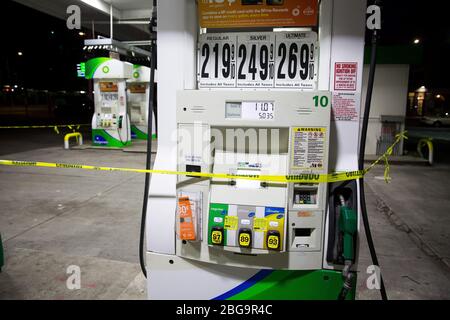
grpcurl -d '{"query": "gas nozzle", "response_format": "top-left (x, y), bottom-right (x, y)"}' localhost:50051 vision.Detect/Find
top-left (339, 195), bottom-right (357, 262)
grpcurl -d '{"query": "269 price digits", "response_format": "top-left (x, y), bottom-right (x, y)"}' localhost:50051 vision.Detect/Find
top-left (277, 42), bottom-right (315, 81)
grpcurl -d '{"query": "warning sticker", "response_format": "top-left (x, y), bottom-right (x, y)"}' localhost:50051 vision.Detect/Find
top-left (224, 216), bottom-right (238, 231)
top-left (334, 62), bottom-right (357, 91)
top-left (253, 218), bottom-right (268, 232)
top-left (332, 92), bottom-right (360, 122)
top-left (292, 128), bottom-right (326, 170)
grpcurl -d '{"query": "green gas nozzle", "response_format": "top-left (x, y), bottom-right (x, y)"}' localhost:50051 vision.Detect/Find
top-left (339, 204), bottom-right (357, 261)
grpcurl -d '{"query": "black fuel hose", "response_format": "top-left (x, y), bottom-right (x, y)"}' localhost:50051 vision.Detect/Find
top-left (358, 1), bottom-right (388, 300)
top-left (139, 0), bottom-right (157, 279)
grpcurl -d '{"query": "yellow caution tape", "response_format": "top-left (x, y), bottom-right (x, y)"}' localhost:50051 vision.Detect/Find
top-left (0, 124), bottom-right (89, 134)
top-left (0, 132), bottom-right (407, 184)
top-left (364, 131), bottom-right (408, 183)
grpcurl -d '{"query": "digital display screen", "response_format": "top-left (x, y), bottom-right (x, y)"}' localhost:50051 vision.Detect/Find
top-left (225, 101), bottom-right (274, 121)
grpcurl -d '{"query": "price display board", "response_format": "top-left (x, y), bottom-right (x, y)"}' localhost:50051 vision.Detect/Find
top-left (236, 33), bottom-right (275, 88)
top-left (198, 33), bottom-right (236, 88)
top-left (198, 31), bottom-right (317, 90)
top-left (274, 32), bottom-right (317, 89)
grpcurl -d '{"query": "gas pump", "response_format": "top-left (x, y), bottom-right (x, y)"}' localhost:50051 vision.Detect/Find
top-left (127, 65), bottom-right (157, 140)
top-left (86, 57), bottom-right (133, 147)
top-left (144, 0), bottom-right (369, 300)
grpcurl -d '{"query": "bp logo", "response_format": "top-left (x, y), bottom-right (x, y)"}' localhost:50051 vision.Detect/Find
top-left (94, 135), bottom-right (108, 145)
top-left (102, 66), bottom-right (110, 74)
top-left (133, 71), bottom-right (139, 79)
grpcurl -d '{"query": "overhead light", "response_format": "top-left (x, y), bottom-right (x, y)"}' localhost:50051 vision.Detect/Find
top-left (80, 0), bottom-right (109, 13)
top-left (17, 51), bottom-right (23, 56)
top-left (416, 86), bottom-right (427, 93)
top-left (79, 31), bottom-right (85, 36)
top-left (413, 39), bottom-right (420, 44)
top-left (436, 94), bottom-right (441, 99)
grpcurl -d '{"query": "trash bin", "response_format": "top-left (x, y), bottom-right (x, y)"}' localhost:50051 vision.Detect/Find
top-left (376, 115), bottom-right (405, 156)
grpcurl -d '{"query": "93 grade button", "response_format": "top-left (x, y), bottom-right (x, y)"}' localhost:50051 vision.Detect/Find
top-left (266, 230), bottom-right (280, 250)
top-left (238, 229), bottom-right (252, 248)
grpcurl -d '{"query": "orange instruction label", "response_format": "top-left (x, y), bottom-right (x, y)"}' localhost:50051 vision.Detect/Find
top-left (99, 81), bottom-right (118, 92)
top-left (178, 197), bottom-right (196, 241)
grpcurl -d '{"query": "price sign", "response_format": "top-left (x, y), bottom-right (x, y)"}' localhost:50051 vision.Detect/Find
top-left (197, 31), bottom-right (317, 89)
top-left (236, 33), bottom-right (275, 88)
top-left (198, 33), bottom-right (236, 88)
top-left (274, 32), bottom-right (317, 89)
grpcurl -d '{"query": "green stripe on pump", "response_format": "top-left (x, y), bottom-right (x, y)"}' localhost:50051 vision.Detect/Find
top-left (228, 270), bottom-right (356, 300)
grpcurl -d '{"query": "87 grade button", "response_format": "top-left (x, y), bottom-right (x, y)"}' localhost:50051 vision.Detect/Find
top-left (211, 228), bottom-right (224, 245)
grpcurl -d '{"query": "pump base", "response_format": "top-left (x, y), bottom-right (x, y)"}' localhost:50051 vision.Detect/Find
top-left (146, 253), bottom-right (356, 300)
top-left (92, 129), bottom-right (131, 148)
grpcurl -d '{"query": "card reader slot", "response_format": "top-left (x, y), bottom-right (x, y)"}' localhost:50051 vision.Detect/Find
top-left (186, 165), bottom-right (201, 178)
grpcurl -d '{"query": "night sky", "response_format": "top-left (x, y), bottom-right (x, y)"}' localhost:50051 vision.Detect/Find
top-left (371, 0), bottom-right (450, 90)
top-left (1, 0), bottom-right (89, 91)
top-left (1, 0), bottom-right (449, 92)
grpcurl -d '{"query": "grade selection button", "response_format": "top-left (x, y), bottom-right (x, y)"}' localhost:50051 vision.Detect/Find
top-left (238, 228), bottom-right (252, 248)
top-left (211, 227), bottom-right (224, 245)
top-left (266, 230), bottom-right (281, 250)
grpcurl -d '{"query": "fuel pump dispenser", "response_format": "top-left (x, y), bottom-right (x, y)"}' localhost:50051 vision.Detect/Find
top-left (127, 65), bottom-right (157, 140)
top-left (143, 0), bottom-right (369, 300)
top-left (86, 57), bottom-right (133, 147)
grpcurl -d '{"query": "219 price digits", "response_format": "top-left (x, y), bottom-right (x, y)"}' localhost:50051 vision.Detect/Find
top-left (201, 42), bottom-right (235, 79)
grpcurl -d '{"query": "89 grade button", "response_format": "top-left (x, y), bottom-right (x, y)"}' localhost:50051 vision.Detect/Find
top-left (238, 229), bottom-right (252, 248)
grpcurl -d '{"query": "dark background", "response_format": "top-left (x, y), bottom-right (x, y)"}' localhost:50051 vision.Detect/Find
top-left (1, 0), bottom-right (449, 91)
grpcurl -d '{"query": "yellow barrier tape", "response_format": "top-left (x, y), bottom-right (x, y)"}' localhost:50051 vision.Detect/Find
top-left (0, 124), bottom-right (90, 134)
top-left (364, 131), bottom-right (408, 183)
top-left (0, 132), bottom-right (407, 184)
